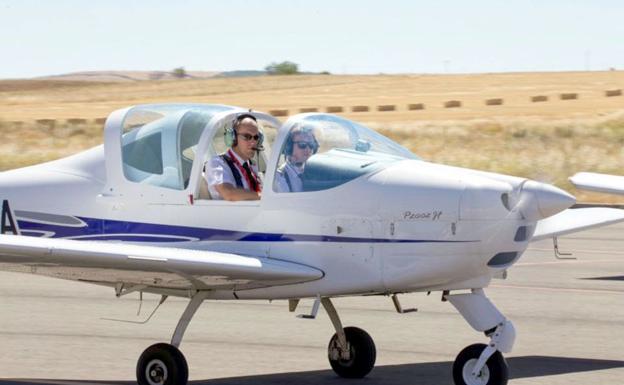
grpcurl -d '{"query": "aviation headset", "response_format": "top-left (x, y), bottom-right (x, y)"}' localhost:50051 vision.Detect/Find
top-left (283, 126), bottom-right (319, 156)
top-left (224, 113), bottom-right (264, 148)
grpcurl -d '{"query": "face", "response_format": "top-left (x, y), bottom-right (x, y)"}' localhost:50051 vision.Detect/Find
top-left (233, 119), bottom-right (260, 161)
top-left (289, 132), bottom-right (316, 165)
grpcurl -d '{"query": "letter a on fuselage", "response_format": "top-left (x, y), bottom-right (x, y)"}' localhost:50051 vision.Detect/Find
top-left (1, 200), bottom-right (18, 235)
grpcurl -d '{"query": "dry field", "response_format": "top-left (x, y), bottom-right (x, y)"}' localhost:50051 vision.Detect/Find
top-left (1, 71), bottom-right (623, 202)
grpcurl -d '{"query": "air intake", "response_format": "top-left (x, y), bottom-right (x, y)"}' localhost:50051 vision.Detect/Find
top-left (488, 252), bottom-right (518, 267)
top-left (514, 226), bottom-right (527, 242)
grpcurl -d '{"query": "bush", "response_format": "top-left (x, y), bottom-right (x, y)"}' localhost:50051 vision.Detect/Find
top-left (265, 61), bottom-right (299, 75)
top-left (172, 67), bottom-right (187, 78)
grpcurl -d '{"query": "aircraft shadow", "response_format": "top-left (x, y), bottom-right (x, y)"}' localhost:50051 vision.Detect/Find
top-left (2, 356), bottom-right (623, 385)
top-left (580, 275), bottom-right (624, 281)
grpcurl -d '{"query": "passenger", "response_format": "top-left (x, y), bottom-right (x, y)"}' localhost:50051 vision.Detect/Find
top-left (275, 125), bottom-right (318, 192)
top-left (206, 114), bottom-right (263, 201)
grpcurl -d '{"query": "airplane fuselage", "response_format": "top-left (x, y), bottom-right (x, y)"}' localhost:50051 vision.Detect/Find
top-left (0, 145), bottom-right (538, 300)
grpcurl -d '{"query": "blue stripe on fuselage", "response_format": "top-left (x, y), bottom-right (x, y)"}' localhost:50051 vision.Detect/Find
top-left (16, 215), bottom-right (477, 244)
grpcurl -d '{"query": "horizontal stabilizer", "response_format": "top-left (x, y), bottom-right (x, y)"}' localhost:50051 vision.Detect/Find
top-left (0, 235), bottom-right (323, 292)
top-left (569, 172), bottom-right (624, 195)
top-left (532, 207), bottom-right (624, 241)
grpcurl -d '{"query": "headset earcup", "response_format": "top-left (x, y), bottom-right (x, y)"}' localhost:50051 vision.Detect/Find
top-left (257, 131), bottom-right (264, 148)
top-left (285, 136), bottom-right (293, 155)
top-left (224, 127), bottom-right (236, 147)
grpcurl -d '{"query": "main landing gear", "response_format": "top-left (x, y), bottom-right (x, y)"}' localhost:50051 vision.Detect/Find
top-left (446, 289), bottom-right (516, 385)
top-left (136, 291), bottom-right (208, 385)
top-left (322, 298), bottom-right (376, 378)
top-left (135, 293), bottom-right (377, 385)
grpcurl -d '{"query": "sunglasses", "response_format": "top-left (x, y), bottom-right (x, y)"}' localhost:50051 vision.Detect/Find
top-left (294, 141), bottom-right (317, 150)
top-left (238, 133), bottom-right (261, 142)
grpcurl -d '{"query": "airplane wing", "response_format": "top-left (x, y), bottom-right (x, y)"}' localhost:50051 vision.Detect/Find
top-left (532, 207), bottom-right (624, 241)
top-left (0, 234), bottom-right (323, 296)
top-left (569, 172), bottom-right (624, 195)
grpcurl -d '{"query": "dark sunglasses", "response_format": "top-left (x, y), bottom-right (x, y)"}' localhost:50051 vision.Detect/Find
top-left (238, 133), bottom-right (261, 141)
top-left (294, 141), bottom-right (317, 150)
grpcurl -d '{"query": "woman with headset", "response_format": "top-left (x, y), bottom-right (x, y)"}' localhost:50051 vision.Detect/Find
top-left (275, 125), bottom-right (319, 193)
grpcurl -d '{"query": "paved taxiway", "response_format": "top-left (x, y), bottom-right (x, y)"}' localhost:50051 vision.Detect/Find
top-left (1, 223), bottom-right (623, 385)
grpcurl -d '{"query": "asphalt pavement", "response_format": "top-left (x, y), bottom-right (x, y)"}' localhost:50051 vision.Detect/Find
top-left (1, 224), bottom-right (623, 385)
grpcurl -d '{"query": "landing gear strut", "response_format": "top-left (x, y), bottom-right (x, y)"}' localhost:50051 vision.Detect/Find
top-left (322, 297), bottom-right (376, 378)
top-left (136, 291), bottom-right (209, 385)
top-left (446, 289), bottom-right (515, 385)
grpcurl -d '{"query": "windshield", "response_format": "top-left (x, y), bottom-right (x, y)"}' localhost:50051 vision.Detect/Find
top-left (274, 114), bottom-right (418, 193)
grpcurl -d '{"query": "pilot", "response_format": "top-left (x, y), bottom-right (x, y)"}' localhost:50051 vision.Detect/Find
top-left (275, 125), bottom-right (319, 193)
top-left (206, 114), bottom-right (263, 201)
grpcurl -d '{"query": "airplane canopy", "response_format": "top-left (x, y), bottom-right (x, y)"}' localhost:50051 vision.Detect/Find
top-left (270, 113), bottom-right (418, 193)
top-left (102, 104), bottom-right (419, 200)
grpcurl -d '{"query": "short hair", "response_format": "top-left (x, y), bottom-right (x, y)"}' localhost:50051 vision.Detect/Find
top-left (283, 125), bottom-right (319, 156)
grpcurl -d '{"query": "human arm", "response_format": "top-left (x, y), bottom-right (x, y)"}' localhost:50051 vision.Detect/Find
top-left (214, 183), bottom-right (260, 201)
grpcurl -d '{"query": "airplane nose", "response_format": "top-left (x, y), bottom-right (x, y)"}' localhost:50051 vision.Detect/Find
top-left (517, 180), bottom-right (576, 220)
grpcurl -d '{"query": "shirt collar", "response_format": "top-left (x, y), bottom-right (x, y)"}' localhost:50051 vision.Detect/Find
top-left (227, 149), bottom-right (247, 165)
top-left (286, 160), bottom-right (304, 174)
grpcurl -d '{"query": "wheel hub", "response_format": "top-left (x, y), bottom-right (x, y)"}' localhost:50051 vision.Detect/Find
top-left (462, 358), bottom-right (490, 385)
top-left (146, 359), bottom-right (168, 385)
top-left (329, 338), bottom-right (352, 362)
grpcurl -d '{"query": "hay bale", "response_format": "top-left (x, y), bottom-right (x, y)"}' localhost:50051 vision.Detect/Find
top-left (9, 121), bottom-right (24, 128)
top-left (407, 103), bottom-right (425, 110)
top-left (269, 109), bottom-right (289, 117)
top-left (299, 107), bottom-right (318, 113)
top-left (377, 104), bottom-right (396, 112)
top-left (94, 118), bottom-right (107, 125)
top-left (485, 98), bottom-right (503, 106)
top-left (36, 119), bottom-right (56, 129)
top-left (605, 89), bottom-right (622, 97)
top-left (444, 100), bottom-right (462, 108)
top-left (351, 105), bottom-right (370, 112)
top-left (560, 93), bottom-right (578, 100)
top-left (531, 95), bottom-right (548, 102)
top-left (326, 106), bottom-right (344, 113)
top-left (67, 118), bottom-right (88, 125)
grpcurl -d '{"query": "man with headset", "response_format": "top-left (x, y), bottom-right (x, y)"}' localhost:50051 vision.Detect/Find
top-left (206, 114), bottom-right (263, 201)
top-left (275, 125), bottom-right (319, 193)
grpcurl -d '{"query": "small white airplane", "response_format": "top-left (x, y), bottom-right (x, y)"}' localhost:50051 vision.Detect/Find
top-left (1, 103), bottom-right (624, 385)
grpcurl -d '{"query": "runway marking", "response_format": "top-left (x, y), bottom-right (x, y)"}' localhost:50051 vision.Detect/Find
top-left (491, 284), bottom-right (623, 295)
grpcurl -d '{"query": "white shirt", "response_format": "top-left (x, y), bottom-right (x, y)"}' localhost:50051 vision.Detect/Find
top-left (205, 149), bottom-right (261, 200)
top-left (275, 161), bottom-right (304, 193)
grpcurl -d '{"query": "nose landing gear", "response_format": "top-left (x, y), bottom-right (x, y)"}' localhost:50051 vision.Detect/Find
top-left (446, 289), bottom-right (515, 385)
top-left (453, 343), bottom-right (508, 385)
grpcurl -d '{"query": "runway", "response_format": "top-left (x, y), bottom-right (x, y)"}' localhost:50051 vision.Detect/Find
top-left (1, 224), bottom-right (623, 385)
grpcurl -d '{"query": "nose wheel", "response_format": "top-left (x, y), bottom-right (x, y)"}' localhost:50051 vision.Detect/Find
top-left (453, 343), bottom-right (508, 385)
top-left (137, 343), bottom-right (188, 385)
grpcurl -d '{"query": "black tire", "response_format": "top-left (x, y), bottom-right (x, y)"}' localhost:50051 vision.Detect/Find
top-left (328, 326), bottom-right (376, 378)
top-left (452, 343), bottom-right (508, 385)
top-left (136, 343), bottom-right (189, 385)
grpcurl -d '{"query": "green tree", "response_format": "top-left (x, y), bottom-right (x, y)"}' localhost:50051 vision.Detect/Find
top-left (265, 61), bottom-right (299, 75)
top-left (172, 67), bottom-right (187, 78)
